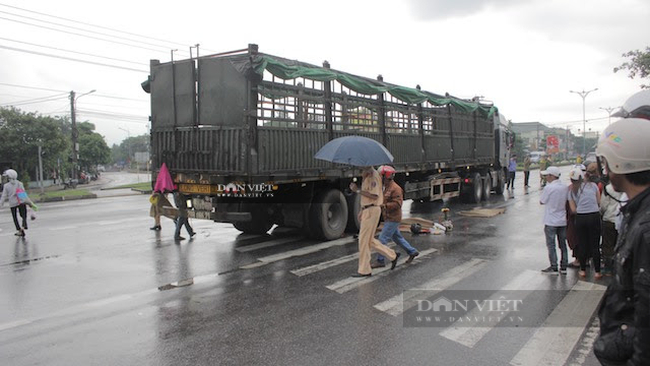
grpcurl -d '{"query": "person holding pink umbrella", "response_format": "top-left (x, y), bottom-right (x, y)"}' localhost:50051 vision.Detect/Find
top-left (149, 163), bottom-right (175, 231)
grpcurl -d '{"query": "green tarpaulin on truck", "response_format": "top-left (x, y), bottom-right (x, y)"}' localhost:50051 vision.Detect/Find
top-left (250, 55), bottom-right (498, 118)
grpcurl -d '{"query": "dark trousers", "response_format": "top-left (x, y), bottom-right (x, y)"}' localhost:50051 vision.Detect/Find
top-left (507, 171), bottom-right (516, 189)
top-left (601, 220), bottom-right (617, 270)
top-left (575, 212), bottom-right (601, 272)
top-left (523, 171), bottom-right (530, 187)
top-left (11, 204), bottom-right (27, 231)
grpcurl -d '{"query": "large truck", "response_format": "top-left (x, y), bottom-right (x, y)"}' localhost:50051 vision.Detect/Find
top-left (144, 44), bottom-right (514, 240)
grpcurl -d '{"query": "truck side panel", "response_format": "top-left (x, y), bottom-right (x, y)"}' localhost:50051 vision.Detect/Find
top-left (150, 60), bottom-right (195, 128)
top-left (198, 57), bottom-right (248, 127)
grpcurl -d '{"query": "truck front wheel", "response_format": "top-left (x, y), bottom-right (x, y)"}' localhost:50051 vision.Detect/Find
top-left (309, 189), bottom-right (348, 240)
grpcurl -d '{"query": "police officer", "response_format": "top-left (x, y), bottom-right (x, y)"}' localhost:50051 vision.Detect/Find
top-left (593, 117), bottom-right (650, 365)
top-left (349, 166), bottom-right (399, 277)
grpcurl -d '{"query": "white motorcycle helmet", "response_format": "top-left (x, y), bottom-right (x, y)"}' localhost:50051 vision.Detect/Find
top-left (596, 117), bottom-right (650, 174)
top-left (612, 89), bottom-right (650, 120)
top-left (2, 169), bottom-right (17, 180)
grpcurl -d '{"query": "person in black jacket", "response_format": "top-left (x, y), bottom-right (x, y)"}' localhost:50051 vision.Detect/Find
top-left (593, 117), bottom-right (650, 365)
top-left (173, 191), bottom-right (195, 241)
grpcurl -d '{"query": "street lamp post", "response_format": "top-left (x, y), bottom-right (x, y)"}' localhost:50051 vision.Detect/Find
top-left (569, 88), bottom-right (598, 157)
top-left (69, 89), bottom-right (96, 180)
top-left (599, 106), bottom-right (620, 125)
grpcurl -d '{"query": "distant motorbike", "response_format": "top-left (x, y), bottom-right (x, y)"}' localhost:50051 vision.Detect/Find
top-left (63, 179), bottom-right (78, 189)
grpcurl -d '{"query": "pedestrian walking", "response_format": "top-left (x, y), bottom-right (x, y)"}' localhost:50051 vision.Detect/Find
top-left (568, 166), bottom-right (602, 279)
top-left (600, 183), bottom-right (624, 276)
top-left (173, 191), bottom-right (195, 241)
top-left (594, 116), bottom-right (650, 365)
top-left (539, 166), bottom-right (569, 274)
top-left (523, 154), bottom-right (531, 188)
top-left (372, 166), bottom-right (419, 268)
top-left (149, 191), bottom-right (174, 230)
top-left (0, 169), bottom-right (36, 237)
top-left (349, 166), bottom-right (399, 277)
top-left (506, 156), bottom-right (517, 190)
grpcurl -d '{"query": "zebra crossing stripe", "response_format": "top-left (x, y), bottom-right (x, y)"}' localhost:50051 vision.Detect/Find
top-left (235, 237), bottom-right (307, 253)
top-left (509, 281), bottom-right (607, 366)
top-left (439, 270), bottom-right (547, 348)
top-left (290, 243), bottom-right (397, 277)
top-left (373, 258), bottom-right (487, 316)
top-left (325, 248), bottom-right (438, 294)
top-left (239, 236), bottom-right (356, 269)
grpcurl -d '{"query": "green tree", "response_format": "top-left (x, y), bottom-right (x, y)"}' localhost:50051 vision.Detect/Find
top-left (111, 134), bottom-right (149, 167)
top-left (614, 46), bottom-right (650, 89)
top-left (0, 107), bottom-right (69, 181)
top-left (79, 133), bottom-right (111, 170)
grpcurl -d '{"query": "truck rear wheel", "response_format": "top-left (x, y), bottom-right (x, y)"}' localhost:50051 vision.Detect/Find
top-left (495, 170), bottom-right (505, 195)
top-left (309, 189), bottom-right (348, 240)
top-left (462, 173), bottom-right (483, 203)
top-left (482, 174), bottom-right (492, 200)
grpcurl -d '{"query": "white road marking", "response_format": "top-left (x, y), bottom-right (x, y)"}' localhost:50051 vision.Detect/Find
top-left (239, 236), bottom-right (356, 269)
top-left (509, 281), bottom-right (607, 366)
top-left (235, 237), bottom-right (306, 253)
top-left (373, 258), bottom-right (487, 316)
top-left (325, 248), bottom-right (438, 294)
top-left (439, 270), bottom-right (547, 348)
top-left (290, 243), bottom-right (397, 277)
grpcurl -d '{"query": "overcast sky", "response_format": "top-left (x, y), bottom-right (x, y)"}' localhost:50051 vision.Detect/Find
top-left (1, 0), bottom-right (648, 146)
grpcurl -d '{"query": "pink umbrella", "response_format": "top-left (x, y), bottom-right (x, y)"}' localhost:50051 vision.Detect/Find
top-left (153, 163), bottom-right (176, 193)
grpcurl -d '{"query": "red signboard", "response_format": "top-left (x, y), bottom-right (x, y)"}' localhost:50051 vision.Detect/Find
top-left (546, 135), bottom-right (559, 153)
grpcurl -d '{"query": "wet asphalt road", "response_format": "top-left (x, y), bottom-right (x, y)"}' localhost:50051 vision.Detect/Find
top-left (0, 168), bottom-right (605, 366)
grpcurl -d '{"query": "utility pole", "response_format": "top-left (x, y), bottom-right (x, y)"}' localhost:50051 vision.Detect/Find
top-left (38, 142), bottom-right (44, 195)
top-left (69, 91), bottom-right (78, 180)
top-left (569, 88), bottom-right (598, 157)
top-left (69, 89), bottom-right (95, 180)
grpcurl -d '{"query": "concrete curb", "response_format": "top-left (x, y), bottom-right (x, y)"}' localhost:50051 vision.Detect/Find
top-left (36, 194), bottom-right (98, 203)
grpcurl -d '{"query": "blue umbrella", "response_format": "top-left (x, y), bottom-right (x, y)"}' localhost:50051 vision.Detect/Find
top-left (315, 136), bottom-right (394, 166)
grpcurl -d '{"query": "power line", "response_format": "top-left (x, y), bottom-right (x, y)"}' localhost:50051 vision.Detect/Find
top-left (1, 92), bottom-right (69, 106)
top-left (77, 108), bottom-right (148, 120)
top-left (0, 44), bottom-right (148, 73)
top-left (0, 15), bottom-right (168, 55)
top-left (0, 3), bottom-right (202, 53)
top-left (0, 82), bottom-right (68, 93)
top-left (0, 36), bottom-right (148, 66)
top-left (0, 9), bottom-right (191, 56)
top-left (93, 93), bottom-right (148, 103)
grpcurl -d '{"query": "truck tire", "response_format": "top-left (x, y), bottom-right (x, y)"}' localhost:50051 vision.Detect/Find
top-left (232, 206), bottom-right (273, 234)
top-left (345, 193), bottom-right (361, 233)
top-left (482, 174), bottom-right (492, 200)
top-left (309, 189), bottom-right (348, 240)
top-left (462, 173), bottom-right (483, 203)
top-left (495, 170), bottom-right (505, 195)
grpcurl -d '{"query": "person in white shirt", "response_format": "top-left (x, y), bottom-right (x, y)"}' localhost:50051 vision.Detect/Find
top-left (539, 166), bottom-right (569, 274)
top-left (568, 167), bottom-right (602, 279)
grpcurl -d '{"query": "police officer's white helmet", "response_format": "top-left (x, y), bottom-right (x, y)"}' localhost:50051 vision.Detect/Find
top-left (596, 117), bottom-right (650, 174)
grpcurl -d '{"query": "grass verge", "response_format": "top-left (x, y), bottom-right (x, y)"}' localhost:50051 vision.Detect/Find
top-left (103, 182), bottom-right (152, 191)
